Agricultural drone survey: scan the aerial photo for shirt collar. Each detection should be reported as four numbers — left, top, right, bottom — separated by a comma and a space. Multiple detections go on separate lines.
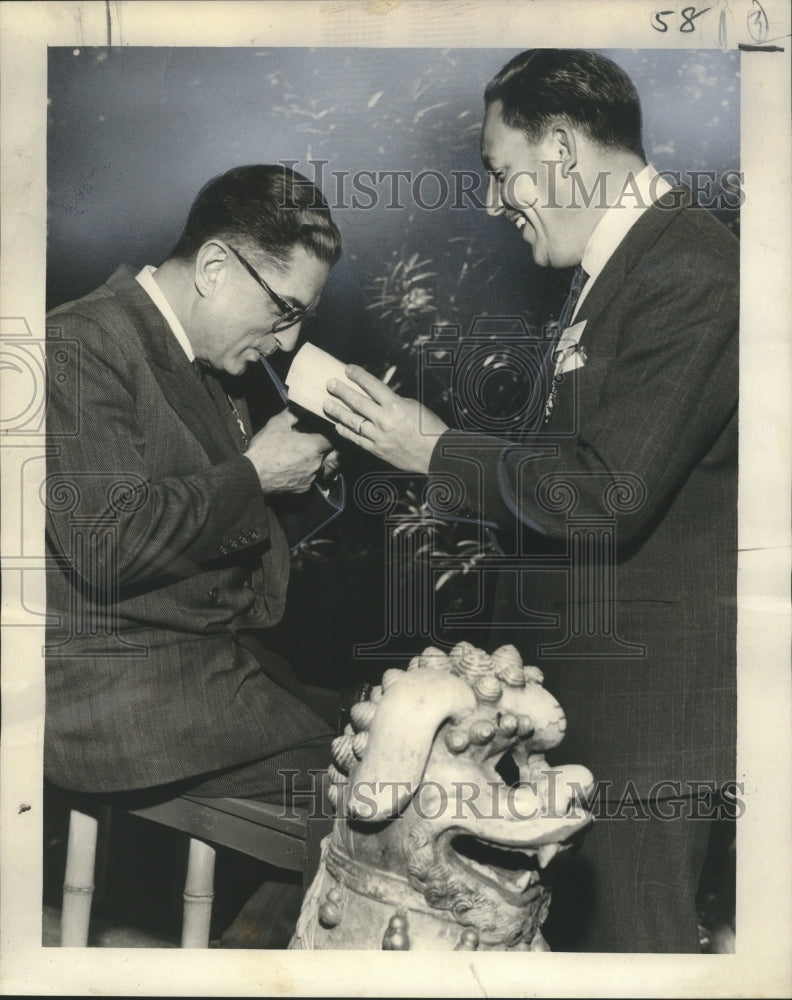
574, 164, 672, 318
135, 265, 195, 361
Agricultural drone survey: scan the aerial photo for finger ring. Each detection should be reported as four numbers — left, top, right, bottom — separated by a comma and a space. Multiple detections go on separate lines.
355, 417, 367, 435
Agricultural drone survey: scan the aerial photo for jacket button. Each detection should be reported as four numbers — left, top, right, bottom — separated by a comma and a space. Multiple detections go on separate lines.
208, 587, 220, 601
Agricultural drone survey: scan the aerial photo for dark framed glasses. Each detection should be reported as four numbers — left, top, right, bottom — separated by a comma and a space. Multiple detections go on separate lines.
227, 244, 308, 332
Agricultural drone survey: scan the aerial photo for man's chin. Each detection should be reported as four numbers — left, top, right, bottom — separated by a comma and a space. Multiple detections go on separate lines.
528, 243, 550, 268
521, 228, 546, 264
225, 358, 251, 376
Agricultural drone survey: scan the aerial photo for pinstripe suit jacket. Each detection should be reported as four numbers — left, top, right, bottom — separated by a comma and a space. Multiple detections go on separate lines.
45, 266, 331, 793
430, 189, 738, 795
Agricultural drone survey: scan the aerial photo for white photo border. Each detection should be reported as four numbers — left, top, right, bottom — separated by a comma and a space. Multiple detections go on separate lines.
1, 1, 790, 996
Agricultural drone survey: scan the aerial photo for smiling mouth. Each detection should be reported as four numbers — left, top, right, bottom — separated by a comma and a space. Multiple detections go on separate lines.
447, 833, 558, 898
504, 210, 527, 231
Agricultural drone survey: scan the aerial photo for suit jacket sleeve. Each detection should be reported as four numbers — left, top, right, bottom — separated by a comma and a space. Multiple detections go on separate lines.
46, 310, 277, 591
429, 210, 738, 547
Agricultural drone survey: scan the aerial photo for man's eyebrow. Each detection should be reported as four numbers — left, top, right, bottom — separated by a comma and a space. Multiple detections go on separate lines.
275, 289, 309, 312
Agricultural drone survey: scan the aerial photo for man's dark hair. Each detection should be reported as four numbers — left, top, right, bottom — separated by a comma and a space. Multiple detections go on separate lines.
170, 164, 342, 269
485, 49, 646, 161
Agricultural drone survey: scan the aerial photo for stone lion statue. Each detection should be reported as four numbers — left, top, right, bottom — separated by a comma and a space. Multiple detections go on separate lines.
289, 642, 594, 951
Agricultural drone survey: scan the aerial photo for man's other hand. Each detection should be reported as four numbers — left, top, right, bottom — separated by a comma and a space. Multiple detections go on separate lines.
244, 409, 332, 494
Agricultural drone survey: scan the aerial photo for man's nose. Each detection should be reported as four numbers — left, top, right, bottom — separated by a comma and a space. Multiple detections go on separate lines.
274, 324, 301, 353
486, 174, 504, 218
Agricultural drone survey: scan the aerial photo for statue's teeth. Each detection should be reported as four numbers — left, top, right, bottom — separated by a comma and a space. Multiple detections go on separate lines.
537, 843, 560, 869
514, 869, 537, 891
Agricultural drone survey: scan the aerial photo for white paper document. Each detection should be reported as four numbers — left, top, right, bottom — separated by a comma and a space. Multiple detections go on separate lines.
285, 342, 370, 420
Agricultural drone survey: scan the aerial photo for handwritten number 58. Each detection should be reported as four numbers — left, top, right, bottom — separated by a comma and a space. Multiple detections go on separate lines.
652, 6, 712, 32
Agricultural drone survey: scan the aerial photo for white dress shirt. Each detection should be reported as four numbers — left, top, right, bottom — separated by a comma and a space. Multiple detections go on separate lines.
573, 164, 673, 321
135, 264, 195, 361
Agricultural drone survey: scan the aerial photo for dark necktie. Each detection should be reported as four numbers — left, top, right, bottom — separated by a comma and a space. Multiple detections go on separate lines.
556, 263, 589, 336
193, 360, 249, 448
543, 264, 589, 423
192, 358, 212, 394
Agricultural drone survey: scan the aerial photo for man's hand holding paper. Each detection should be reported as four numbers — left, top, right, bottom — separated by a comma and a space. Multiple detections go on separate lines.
323, 363, 449, 474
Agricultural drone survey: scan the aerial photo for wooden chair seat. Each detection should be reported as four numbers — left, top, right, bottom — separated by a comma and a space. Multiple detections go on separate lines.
60, 792, 308, 947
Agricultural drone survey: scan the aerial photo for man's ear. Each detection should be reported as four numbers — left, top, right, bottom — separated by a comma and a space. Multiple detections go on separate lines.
194, 240, 229, 298
553, 125, 578, 178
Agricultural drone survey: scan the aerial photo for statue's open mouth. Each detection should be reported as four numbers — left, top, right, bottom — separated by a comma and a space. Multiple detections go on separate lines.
448, 833, 544, 898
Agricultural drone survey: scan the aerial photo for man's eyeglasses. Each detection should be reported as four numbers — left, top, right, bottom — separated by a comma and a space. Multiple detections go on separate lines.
227, 244, 309, 333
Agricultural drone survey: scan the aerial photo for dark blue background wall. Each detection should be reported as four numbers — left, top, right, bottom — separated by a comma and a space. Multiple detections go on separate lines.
48, 46, 739, 362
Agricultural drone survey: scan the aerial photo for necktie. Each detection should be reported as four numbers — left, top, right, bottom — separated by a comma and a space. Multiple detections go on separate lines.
556, 263, 589, 335
543, 264, 588, 423
193, 360, 249, 448
192, 358, 212, 395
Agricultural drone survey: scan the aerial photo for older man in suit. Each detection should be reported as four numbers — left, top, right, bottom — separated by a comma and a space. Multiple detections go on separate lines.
324, 50, 738, 952
46, 164, 343, 945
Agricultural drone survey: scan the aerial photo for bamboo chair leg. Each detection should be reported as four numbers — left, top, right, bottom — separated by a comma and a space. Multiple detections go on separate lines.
61, 809, 99, 946
181, 838, 216, 947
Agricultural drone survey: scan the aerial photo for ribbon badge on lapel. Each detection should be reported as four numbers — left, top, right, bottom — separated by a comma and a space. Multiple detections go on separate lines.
544, 320, 588, 422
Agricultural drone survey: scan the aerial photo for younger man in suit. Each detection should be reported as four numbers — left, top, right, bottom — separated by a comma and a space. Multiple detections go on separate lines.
324, 50, 738, 952
46, 164, 343, 945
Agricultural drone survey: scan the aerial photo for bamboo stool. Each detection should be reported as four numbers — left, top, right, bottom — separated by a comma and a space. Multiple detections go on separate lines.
60, 793, 309, 947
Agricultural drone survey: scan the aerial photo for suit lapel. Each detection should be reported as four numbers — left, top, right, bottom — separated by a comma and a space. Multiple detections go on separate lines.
541, 187, 693, 428
106, 267, 242, 464
574, 186, 691, 334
